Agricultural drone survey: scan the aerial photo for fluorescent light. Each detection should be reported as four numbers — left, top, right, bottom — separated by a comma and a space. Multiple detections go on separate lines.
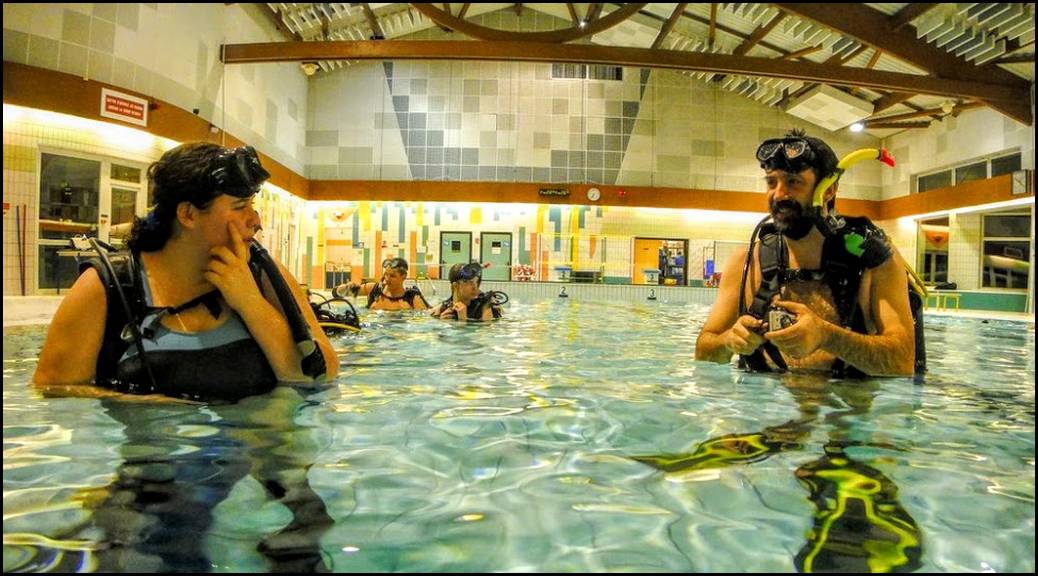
849, 122, 864, 132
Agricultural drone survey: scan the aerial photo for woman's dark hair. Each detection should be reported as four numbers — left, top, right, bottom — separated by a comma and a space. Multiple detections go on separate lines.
126, 142, 226, 252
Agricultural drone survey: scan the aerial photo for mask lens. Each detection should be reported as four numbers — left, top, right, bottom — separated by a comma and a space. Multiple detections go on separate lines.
783, 140, 808, 160
756, 141, 782, 162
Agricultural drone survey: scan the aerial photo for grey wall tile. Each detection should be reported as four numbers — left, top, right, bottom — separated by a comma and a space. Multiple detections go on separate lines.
429, 95, 444, 112
410, 78, 427, 95
463, 96, 479, 113
92, 4, 117, 21
61, 10, 90, 46
587, 134, 603, 150
551, 150, 567, 167
605, 117, 621, 135
463, 79, 480, 95
392, 95, 409, 110
622, 101, 639, 118
533, 167, 550, 182
411, 165, 426, 178
478, 166, 496, 180
310, 165, 339, 179
462, 148, 479, 165
481, 79, 497, 96
117, 4, 140, 30
444, 148, 460, 164
3, 30, 29, 63
568, 151, 585, 167
237, 98, 253, 128
307, 130, 339, 146
265, 100, 279, 143
461, 166, 479, 180
479, 131, 496, 147
445, 165, 461, 180
87, 50, 112, 83
427, 165, 443, 179
427, 130, 444, 147
690, 140, 722, 157
498, 114, 515, 131
409, 112, 426, 129
533, 132, 550, 150
427, 147, 443, 164
552, 98, 567, 115
58, 42, 87, 76
89, 17, 114, 52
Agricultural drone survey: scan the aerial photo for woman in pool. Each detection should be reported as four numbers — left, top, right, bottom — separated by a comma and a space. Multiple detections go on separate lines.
335, 257, 429, 311
33, 142, 338, 401
430, 262, 504, 321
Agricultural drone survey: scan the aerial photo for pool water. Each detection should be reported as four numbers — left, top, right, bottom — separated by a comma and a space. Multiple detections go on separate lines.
3, 302, 1034, 572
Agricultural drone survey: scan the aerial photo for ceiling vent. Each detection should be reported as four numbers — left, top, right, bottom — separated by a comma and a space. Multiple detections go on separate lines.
783, 84, 874, 132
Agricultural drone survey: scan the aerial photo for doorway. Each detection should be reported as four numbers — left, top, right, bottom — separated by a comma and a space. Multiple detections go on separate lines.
439, 231, 472, 279
633, 237, 688, 285
480, 232, 512, 281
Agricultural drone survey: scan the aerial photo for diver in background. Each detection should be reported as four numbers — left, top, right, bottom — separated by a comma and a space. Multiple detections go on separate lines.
335, 257, 429, 311
430, 262, 504, 321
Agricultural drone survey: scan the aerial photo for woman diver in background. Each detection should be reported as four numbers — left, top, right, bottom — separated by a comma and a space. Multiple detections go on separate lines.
334, 257, 430, 311
430, 262, 506, 321
33, 142, 339, 401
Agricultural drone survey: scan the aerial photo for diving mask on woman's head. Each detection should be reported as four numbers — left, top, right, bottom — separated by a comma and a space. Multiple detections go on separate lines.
449, 262, 483, 283
756, 137, 816, 174
211, 146, 270, 198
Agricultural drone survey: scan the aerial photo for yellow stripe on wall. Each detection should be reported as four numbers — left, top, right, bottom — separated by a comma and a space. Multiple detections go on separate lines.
470, 206, 482, 225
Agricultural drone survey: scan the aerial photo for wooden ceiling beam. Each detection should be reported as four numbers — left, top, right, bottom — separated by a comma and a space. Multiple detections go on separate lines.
888, 3, 939, 33
410, 3, 645, 43
867, 101, 985, 124
221, 40, 1031, 122
864, 121, 932, 129
359, 3, 385, 40
871, 92, 914, 114
650, 3, 688, 50
708, 3, 717, 49
566, 3, 579, 26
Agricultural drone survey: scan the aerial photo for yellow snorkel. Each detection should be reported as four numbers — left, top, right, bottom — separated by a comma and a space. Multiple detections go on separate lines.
812, 148, 928, 299
812, 148, 896, 234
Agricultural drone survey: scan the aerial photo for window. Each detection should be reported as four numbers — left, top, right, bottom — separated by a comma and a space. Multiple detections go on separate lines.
990, 153, 1021, 177
954, 161, 987, 185
917, 171, 952, 193
914, 150, 1022, 193
919, 217, 949, 284
982, 213, 1031, 289
551, 63, 623, 81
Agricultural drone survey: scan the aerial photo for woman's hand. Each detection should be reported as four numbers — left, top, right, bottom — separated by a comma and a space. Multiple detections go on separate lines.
205, 223, 264, 313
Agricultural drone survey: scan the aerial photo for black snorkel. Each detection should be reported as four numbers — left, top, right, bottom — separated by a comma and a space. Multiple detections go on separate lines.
249, 240, 327, 380
74, 235, 159, 391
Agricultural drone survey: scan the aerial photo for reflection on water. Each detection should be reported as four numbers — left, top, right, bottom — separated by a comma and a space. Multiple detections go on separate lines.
2, 305, 1034, 572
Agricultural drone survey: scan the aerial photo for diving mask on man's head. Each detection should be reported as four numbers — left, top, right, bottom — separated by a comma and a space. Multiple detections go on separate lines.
449, 262, 483, 283
211, 146, 270, 198
756, 137, 817, 175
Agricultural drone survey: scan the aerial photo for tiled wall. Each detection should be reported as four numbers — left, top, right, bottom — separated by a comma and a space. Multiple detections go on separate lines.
305, 10, 883, 200
881, 107, 1035, 200
2, 105, 310, 296
315, 200, 766, 285
2, 3, 308, 174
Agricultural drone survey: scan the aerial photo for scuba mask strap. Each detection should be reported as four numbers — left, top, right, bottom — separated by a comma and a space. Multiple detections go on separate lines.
812, 148, 895, 236
249, 241, 327, 379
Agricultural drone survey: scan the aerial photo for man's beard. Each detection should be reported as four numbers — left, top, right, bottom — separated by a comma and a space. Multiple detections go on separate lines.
769, 198, 814, 240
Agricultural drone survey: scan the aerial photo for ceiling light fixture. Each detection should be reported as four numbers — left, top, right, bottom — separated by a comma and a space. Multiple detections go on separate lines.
301, 62, 319, 76
849, 122, 864, 133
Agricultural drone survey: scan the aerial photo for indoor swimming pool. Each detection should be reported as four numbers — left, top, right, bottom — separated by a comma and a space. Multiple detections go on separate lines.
3, 301, 1034, 572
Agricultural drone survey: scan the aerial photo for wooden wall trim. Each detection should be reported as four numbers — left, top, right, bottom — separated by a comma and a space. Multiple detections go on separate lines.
309, 179, 880, 218
5, 63, 1027, 220
1, 62, 309, 198
879, 173, 1033, 219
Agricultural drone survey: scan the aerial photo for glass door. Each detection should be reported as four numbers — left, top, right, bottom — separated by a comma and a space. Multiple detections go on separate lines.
37, 152, 146, 292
